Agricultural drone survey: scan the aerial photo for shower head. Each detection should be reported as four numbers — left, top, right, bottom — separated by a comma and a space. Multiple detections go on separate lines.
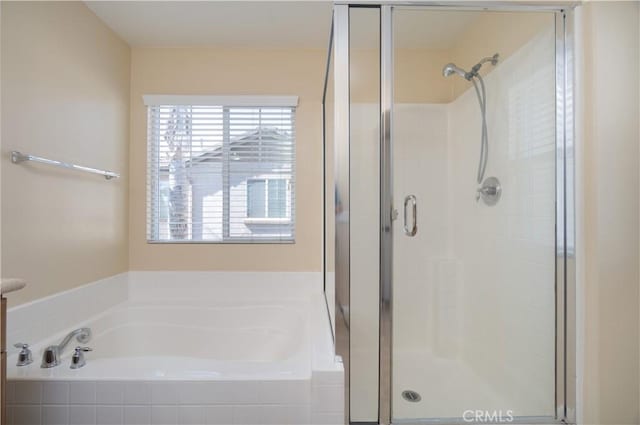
442, 63, 469, 79
443, 53, 500, 81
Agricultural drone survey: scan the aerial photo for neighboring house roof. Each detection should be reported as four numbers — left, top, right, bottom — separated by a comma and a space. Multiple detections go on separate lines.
160, 127, 292, 173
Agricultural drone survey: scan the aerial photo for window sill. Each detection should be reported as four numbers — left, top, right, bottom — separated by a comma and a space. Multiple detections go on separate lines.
243, 218, 292, 225
147, 239, 294, 245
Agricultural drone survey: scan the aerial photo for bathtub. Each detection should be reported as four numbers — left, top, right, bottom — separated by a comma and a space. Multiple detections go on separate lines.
5, 272, 344, 425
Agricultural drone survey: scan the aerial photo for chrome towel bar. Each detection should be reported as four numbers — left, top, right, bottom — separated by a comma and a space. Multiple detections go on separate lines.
11, 151, 120, 180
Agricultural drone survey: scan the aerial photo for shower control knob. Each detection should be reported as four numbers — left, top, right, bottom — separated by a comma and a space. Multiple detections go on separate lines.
477, 176, 502, 206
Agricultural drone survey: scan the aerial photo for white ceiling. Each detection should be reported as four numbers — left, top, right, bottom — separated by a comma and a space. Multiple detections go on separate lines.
86, 1, 334, 48
86, 1, 479, 49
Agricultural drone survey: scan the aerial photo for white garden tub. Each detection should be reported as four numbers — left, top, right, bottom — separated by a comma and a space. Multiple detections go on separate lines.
5, 272, 343, 425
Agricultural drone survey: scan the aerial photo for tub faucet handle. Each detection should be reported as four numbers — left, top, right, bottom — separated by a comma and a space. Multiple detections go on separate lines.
70, 346, 92, 370
13, 343, 33, 366
42, 327, 92, 368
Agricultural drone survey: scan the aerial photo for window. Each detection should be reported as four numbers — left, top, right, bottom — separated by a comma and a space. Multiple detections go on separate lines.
247, 178, 290, 219
145, 95, 297, 243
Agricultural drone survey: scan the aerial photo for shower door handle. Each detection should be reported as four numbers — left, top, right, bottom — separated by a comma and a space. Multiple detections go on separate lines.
403, 195, 417, 237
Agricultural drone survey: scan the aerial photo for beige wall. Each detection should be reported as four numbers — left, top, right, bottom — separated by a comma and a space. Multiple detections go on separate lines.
129, 47, 325, 271
350, 48, 452, 104
352, 11, 553, 105
450, 11, 554, 99
0, 1, 130, 306
577, 2, 640, 423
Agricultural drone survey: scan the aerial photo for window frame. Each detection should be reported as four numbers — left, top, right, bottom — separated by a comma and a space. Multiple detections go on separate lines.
144, 95, 298, 244
245, 177, 292, 223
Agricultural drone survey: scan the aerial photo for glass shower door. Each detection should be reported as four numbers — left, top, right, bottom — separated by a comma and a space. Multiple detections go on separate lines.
388, 7, 559, 422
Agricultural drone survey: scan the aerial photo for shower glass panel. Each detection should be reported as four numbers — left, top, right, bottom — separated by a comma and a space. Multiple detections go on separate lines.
323, 16, 336, 339
350, 7, 381, 422
390, 8, 557, 422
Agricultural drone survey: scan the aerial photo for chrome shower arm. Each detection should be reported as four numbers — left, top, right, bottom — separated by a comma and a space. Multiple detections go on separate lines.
478, 53, 500, 66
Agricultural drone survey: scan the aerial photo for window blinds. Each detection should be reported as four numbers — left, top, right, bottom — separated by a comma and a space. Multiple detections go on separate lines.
145, 96, 296, 243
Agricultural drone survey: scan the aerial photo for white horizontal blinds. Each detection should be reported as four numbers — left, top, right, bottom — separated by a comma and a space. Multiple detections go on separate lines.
146, 100, 295, 243
227, 107, 295, 241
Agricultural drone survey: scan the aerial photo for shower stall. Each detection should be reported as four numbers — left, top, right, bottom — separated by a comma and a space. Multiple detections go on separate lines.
322, 3, 575, 425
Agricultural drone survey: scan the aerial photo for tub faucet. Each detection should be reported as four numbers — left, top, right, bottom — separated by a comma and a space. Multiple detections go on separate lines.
70, 346, 92, 369
41, 327, 92, 368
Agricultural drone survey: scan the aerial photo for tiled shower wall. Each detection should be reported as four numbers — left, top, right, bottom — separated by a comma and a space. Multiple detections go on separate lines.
448, 25, 557, 415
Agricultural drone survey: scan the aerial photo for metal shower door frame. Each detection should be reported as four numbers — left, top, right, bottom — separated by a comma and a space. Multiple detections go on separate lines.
374, 4, 577, 425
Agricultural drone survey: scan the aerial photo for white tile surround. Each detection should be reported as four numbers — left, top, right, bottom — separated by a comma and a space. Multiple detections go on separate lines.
5, 272, 344, 425
7, 377, 343, 425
